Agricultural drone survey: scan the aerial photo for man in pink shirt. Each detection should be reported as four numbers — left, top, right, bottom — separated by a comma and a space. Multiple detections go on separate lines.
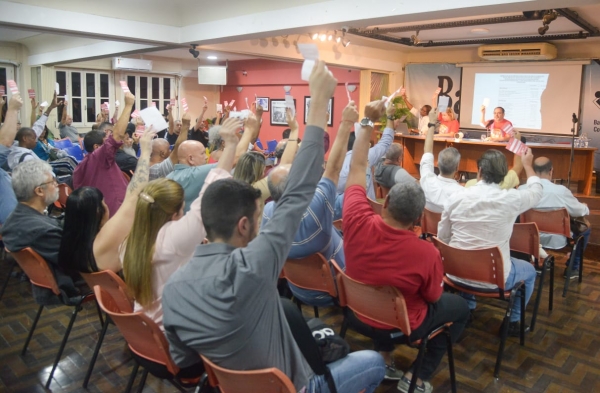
73, 93, 135, 217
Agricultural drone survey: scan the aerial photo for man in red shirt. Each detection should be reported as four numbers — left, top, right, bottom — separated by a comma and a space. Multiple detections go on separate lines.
480, 105, 513, 142
343, 100, 469, 393
73, 92, 135, 217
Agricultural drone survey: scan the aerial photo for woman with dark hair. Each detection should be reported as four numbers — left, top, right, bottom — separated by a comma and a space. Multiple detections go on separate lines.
32, 126, 57, 161
58, 187, 109, 273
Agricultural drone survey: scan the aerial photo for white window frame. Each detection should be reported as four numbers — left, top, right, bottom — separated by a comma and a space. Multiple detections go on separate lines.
55, 68, 113, 127
117, 73, 176, 118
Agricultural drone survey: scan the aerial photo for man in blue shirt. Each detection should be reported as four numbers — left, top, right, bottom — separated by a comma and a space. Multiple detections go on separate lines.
262, 101, 358, 306
0, 94, 22, 224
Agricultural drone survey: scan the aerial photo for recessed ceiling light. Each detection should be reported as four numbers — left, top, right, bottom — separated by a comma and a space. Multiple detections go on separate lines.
470, 28, 490, 35
207, 55, 217, 60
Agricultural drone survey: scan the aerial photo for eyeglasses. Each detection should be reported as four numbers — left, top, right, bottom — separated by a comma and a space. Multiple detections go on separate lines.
37, 179, 58, 188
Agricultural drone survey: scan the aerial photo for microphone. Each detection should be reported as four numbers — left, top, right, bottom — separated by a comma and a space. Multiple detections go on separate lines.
486, 119, 494, 129
572, 113, 578, 123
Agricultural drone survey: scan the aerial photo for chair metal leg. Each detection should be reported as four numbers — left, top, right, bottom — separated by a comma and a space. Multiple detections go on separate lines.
519, 287, 526, 346
446, 329, 457, 393
125, 363, 139, 393
21, 304, 43, 355
313, 306, 319, 318
45, 305, 81, 389
0, 260, 16, 301
82, 314, 110, 388
494, 288, 517, 379
530, 260, 546, 332
548, 256, 554, 311
135, 369, 149, 393
95, 301, 104, 326
339, 317, 348, 338
409, 339, 428, 393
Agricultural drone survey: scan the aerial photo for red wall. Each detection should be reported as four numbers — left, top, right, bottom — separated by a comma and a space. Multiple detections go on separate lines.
220, 59, 361, 149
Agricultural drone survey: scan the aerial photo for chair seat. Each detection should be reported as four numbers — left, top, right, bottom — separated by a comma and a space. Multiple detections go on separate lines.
443, 277, 513, 299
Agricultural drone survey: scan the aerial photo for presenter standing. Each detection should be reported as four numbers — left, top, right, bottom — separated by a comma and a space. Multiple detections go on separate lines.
480, 105, 513, 142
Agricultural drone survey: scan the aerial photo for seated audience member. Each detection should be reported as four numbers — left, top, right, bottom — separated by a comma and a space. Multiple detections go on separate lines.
32, 127, 57, 161
73, 93, 136, 217
335, 104, 397, 219
402, 89, 432, 135
233, 152, 270, 203
150, 139, 171, 166
374, 143, 414, 189
342, 100, 469, 389
263, 102, 357, 306
122, 123, 139, 157
480, 105, 513, 142
95, 103, 117, 125
0, 95, 22, 224
123, 117, 242, 331
162, 61, 385, 393
165, 105, 182, 145
438, 148, 541, 336
115, 126, 138, 174
282, 128, 291, 141
437, 107, 459, 137
1, 160, 80, 302
207, 126, 223, 163
59, 101, 80, 142
58, 128, 155, 273
519, 157, 591, 279
8, 94, 58, 168
149, 113, 190, 180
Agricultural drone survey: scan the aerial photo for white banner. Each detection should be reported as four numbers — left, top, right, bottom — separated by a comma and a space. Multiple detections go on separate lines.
580, 62, 600, 170
404, 63, 462, 127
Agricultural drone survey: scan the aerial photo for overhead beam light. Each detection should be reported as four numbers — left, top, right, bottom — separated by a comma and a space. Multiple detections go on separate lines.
538, 10, 558, 35
189, 44, 199, 59
311, 33, 319, 40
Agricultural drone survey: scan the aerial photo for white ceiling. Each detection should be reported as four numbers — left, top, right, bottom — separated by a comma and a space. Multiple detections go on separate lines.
146, 48, 257, 62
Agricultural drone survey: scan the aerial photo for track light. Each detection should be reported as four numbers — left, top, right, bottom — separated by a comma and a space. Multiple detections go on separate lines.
342, 39, 351, 47
411, 30, 422, 45
189, 44, 199, 58
327, 33, 333, 41
319, 34, 327, 42
538, 10, 558, 35
311, 33, 318, 40
336, 35, 342, 43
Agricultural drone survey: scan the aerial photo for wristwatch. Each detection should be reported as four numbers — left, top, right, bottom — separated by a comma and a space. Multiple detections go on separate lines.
360, 117, 374, 128
387, 115, 395, 121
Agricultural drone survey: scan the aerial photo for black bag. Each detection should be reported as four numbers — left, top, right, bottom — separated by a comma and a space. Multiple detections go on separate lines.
307, 318, 350, 364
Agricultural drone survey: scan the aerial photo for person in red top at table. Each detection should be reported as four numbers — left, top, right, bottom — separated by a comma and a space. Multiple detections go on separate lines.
437, 107, 459, 137
480, 105, 513, 142
342, 99, 469, 393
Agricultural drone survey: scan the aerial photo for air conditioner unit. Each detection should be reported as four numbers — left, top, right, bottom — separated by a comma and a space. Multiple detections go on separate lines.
478, 43, 557, 61
112, 57, 153, 71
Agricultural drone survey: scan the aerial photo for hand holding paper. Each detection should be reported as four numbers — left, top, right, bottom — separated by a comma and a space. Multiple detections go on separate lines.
181, 98, 189, 112
28, 89, 36, 99
8, 94, 24, 111
285, 95, 295, 117
124, 91, 135, 107
139, 106, 168, 132
7, 80, 19, 94
506, 137, 528, 156
298, 43, 322, 81
345, 82, 352, 103
120, 81, 130, 93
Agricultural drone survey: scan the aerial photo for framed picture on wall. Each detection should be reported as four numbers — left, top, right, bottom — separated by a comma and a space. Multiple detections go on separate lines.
270, 99, 296, 126
257, 97, 269, 111
304, 96, 334, 126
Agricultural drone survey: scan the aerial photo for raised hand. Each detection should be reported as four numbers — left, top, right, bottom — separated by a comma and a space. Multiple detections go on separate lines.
31, 97, 38, 109
48, 92, 58, 110
255, 104, 264, 120
342, 101, 359, 124
139, 126, 157, 153
433, 87, 441, 99
132, 133, 140, 144
124, 92, 135, 107
245, 111, 260, 133
480, 105, 486, 113
182, 110, 191, 125
522, 147, 534, 168
0, 97, 5, 107
285, 108, 299, 131
309, 60, 337, 103
386, 101, 396, 117
8, 94, 23, 111
219, 117, 243, 144
364, 100, 386, 122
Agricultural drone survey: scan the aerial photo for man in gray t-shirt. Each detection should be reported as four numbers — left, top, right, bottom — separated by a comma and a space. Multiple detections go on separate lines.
59, 101, 80, 142
374, 143, 415, 189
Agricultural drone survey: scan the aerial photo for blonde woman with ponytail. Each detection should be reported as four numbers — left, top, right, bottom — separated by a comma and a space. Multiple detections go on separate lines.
121, 116, 244, 330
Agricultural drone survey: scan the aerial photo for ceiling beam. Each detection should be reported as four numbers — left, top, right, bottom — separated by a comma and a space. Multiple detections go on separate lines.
555, 8, 600, 35
28, 42, 163, 66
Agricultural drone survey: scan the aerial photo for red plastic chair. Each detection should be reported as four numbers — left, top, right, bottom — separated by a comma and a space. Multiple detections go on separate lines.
80, 270, 134, 388
421, 208, 442, 238
331, 260, 456, 393
93, 286, 202, 393
53, 183, 72, 210
281, 253, 338, 317
520, 208, 584, 297
367, 198, 383, 215
201, 354, 296, 393
431, 237, 525, 378
510, 222, 551, 331
7, 247, 96, 389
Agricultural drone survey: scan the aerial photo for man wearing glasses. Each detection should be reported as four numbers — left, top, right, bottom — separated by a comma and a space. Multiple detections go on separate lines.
1, 160, 79, 303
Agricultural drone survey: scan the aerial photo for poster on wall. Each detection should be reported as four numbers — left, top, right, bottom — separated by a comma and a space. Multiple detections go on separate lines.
271, 99, 295, 126
304, 96, 334, 126
580, 61, 600, 170
404, 63, 462, 126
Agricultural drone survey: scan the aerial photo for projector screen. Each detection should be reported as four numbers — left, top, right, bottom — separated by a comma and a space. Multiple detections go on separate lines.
459, 62, 585, 136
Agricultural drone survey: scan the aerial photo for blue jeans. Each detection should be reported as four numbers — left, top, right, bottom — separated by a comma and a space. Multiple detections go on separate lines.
461, 257, 536, 323
570, 227, 591, 271
307, 351, 385, 393
290, 284, 336, 307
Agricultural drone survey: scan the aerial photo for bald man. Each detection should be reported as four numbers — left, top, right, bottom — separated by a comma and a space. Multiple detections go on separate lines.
166, 140, 216, 213
262, 101, 358, 307
150, 139, 171, 166
519, 157, 590, 279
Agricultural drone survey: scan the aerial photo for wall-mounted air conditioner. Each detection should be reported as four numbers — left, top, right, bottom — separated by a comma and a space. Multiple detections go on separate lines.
478, 43, 557, 61
112, 57, 153, 71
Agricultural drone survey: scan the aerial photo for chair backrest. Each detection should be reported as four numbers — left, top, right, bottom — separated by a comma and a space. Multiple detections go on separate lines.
330, 259, 411, 335
282, 253, 337, 297
509, 223, 540, 260
421, 208, 442, 237
266, 140, 278, 153
93, 286, 180, 376
81, 270, 134, 313
520, 208, 570, 238
122, 171, 131, 183
332, 219, 343, 232
431, 237, 506, 289
379, 185, 391, 199
54, 138, 73, 150
54, 183, 72, 209
8, 247, 61, 295
200, 355, 296, 393
255, 138, 264, 150
367, 198, 383, 215
64, 145, 84, 161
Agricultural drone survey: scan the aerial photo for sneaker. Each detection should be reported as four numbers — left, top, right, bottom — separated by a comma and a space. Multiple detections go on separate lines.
384, 364, 404, 380
563, 268, 579, 280
397, 375, 433, 393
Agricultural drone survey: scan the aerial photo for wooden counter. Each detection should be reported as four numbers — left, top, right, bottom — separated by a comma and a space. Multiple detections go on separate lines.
395, 135, 597, 195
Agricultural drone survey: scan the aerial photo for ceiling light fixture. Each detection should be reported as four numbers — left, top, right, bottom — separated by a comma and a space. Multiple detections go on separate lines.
341, 30, 350, 47
320, 33, 327, 42
411, 30, 421, 45
311, 33, 319, 40
207, 55, 217, 60
328, 32, 333, 41
188, 44, 199, 59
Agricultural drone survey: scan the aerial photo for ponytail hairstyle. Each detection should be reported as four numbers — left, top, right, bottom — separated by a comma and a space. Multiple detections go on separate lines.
122, 178, 184, 307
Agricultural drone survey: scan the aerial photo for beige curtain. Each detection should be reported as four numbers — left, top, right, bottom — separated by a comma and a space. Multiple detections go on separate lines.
370, 73, 390, 101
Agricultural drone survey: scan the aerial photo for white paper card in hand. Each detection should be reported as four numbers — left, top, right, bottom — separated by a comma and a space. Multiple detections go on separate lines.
437, 96, 450, 113
229, 100, 236, 107
40, 101, 48, 108
301, 60, 315, 81
64, 94, 68, 102
55, 82, 60, 95
298, 44, 319, 60
506, 137, 527, 156
140, 106, 168, 132
135, 124, 145, 137
8, 80, 19, 94
216, 104, 223, 112
285, 95, 295, 117
229, 111, 249, 120
181, 98, 188, 112
482, 97, 490, 107
115, 100, 120, 107
120, 81, 130, 93
28, 89, 35, 98
245, 97, 249, 109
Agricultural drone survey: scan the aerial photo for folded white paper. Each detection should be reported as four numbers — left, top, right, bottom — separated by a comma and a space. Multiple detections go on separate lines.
55, 82, 60, 95
140, 106, 168, 132
115, 100, 120, 107
301, 60, 316, 81
40, 101, 48, 108
482, 97, 490, 107
285, 95, 295, 117
298, 43, 319, 60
